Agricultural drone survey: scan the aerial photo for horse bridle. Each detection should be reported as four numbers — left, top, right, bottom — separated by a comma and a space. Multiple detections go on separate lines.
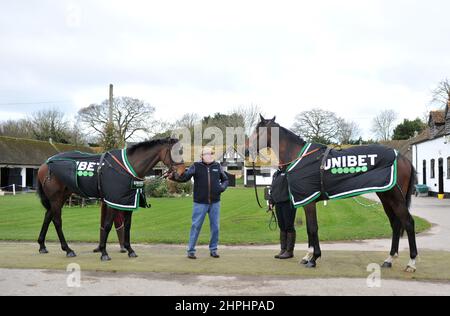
161, 145, 185, 179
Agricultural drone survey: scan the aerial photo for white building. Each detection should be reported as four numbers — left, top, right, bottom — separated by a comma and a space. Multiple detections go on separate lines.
411, 103, 450, 197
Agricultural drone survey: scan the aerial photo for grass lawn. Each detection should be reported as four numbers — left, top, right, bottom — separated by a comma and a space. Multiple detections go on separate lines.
0, 188, 430, 245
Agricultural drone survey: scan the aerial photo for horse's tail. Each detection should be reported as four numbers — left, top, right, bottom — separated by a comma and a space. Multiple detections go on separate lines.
405, 158, 417, 211
37, 178, 51, 211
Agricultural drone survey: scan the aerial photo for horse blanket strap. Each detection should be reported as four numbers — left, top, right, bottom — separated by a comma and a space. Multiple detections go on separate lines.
97, 152, 107, 200
46, 149, 149, 212
320, 147, 332, 200
286, 143, 398, 208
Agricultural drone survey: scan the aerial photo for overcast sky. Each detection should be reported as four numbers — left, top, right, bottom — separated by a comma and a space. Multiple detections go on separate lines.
1, 0, 450, 138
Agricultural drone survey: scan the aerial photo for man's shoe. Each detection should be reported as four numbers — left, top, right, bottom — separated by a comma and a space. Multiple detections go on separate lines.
210, 252, 220, 258
187, 253, 197, 260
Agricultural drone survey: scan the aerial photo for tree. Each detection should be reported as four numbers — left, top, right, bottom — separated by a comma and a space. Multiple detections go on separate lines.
29, 109, 71, 143
371, 110, 398, 141
175, 113, 200, 130
0, 119, 34, 139
431, 78, 450, 109
78, 97, 155, 147
229, 104, 263, 136
291, 109, 339, 144
336, 119, 361, 144
392, 118, 426, 140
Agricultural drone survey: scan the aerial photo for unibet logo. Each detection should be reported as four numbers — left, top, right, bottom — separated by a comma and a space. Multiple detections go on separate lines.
324, 154, 377, 175
76, 161, 98, 177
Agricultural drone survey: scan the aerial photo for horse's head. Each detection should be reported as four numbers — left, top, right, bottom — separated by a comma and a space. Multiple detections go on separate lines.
160, 138, 187, 176
246, 114, 278, 160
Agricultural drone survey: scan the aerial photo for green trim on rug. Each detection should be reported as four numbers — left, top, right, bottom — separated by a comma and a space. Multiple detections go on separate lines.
122, 149, 139, 178
287, 143, 310, 172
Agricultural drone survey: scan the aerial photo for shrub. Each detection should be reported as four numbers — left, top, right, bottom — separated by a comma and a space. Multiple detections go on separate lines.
145, 178, 192, 198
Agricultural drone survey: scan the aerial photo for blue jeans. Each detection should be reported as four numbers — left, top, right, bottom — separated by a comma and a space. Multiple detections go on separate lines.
188, 202, 220, 255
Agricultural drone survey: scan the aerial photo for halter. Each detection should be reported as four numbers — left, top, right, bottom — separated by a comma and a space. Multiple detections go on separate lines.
160, 145, 185, 178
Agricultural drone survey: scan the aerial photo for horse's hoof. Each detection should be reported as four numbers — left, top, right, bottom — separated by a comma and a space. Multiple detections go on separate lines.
93, 247, 101, 253
66, 251, 77, 258
101, 255, 111, 262
300, 259, 309, 265
305, 261, 316, 268
405, 266, 416, 273
128, 252, 138, 258
39, 248, 49, 254
120, 248, 127, 254
381, 262, 392, 269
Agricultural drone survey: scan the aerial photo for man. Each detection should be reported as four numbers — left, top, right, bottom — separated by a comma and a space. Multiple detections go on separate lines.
170, 147, 229, 259
269, 167, 297, 259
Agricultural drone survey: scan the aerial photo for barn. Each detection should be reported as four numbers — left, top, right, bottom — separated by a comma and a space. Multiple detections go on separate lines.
0, 136, 96, 193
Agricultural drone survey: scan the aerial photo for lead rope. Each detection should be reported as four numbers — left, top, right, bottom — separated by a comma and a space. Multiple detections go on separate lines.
268, 209, 278, 231
352, 196, 380, 208
252, 162, 264, 209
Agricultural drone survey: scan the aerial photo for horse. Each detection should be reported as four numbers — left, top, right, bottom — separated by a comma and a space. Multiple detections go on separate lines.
248, 115, 418, 272
36, 138, 186, 261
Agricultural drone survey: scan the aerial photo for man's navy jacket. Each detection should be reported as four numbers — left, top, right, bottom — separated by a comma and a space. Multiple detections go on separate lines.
174, 161, 229, 204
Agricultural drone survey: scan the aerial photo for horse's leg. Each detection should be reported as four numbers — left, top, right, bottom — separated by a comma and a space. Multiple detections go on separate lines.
303, 203, 321, 268
123, 211, 138, 258
93, 202, 107, 253
380, 188, 418, 272
300, 207, 314, 265
38, 209, 53, 254
377, 192, 402, 268
99, 206, 115, 261
51, 200, 76, 257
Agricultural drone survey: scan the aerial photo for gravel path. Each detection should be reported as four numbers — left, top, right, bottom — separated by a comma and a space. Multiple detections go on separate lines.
2, 269, 450, 296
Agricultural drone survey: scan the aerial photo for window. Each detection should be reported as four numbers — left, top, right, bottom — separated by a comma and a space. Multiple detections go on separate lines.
431, 159, 435, 179
447, 157, 450, 179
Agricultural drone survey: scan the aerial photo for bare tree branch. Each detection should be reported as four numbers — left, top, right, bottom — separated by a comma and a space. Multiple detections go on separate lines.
291, 109, 339, 144
371, 110, 398, 141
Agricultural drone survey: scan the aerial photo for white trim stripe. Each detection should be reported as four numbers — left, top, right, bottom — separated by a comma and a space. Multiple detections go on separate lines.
327, 164, 396, 199
291, 191, 321, 206
287, 143, 312, 172
104, 190, 140, 209
121, 149, 136, 177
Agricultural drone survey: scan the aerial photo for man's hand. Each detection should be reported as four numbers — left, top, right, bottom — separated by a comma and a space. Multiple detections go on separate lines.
167, 171, 180, 181
268, 203, 274, 211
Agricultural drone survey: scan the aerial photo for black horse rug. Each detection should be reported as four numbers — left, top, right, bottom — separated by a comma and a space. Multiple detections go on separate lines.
46, 149, 147, 211
286, 143, 398, 208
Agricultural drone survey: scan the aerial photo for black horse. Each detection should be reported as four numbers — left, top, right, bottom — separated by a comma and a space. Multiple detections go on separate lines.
37, 138, 186, 261
248, 116, 418, 272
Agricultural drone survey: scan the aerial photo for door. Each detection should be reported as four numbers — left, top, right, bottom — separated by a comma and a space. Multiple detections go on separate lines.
438, 158, 444, 194
0, 168, 7, 188
422, 160, 427, 185
26, 168, 38, 189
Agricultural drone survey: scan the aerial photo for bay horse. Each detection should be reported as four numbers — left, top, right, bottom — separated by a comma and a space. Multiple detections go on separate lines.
36, 138, 186, 261
248, 116, 418, 272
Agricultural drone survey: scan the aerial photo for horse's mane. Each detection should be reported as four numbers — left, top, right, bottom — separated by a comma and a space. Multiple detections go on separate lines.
127, 137, 178, 154
279, 125, 306, 145
257, 120, 306, 145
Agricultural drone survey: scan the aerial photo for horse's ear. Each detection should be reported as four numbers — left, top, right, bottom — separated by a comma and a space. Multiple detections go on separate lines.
271, 116, 276, 122
259, 114, 265, 122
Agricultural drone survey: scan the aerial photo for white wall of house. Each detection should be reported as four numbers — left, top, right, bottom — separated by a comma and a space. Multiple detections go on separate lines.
412, 136, 450, 194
